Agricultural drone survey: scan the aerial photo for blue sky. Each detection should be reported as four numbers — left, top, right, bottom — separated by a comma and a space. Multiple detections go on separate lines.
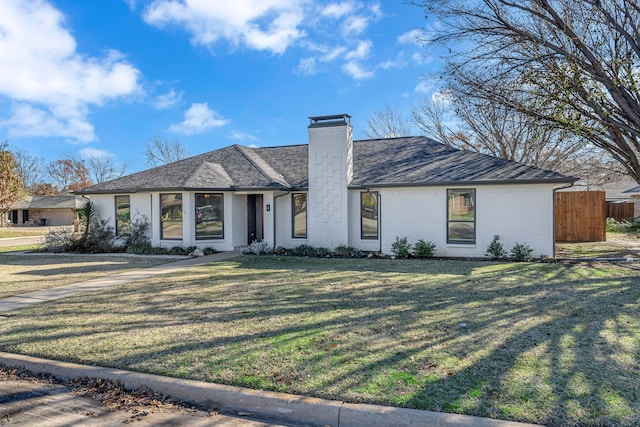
0, 0, 442, 173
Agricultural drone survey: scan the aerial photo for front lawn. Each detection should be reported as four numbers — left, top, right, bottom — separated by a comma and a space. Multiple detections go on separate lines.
0, 254, 172, 298
0, 256, 638, 426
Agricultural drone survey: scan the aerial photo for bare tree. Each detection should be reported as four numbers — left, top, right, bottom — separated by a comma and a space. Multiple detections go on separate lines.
413, 95, 588, 173
85, 155, 128, 184
0, 141, 25, 226
47, 159, 93, 193
414, 0, 640, 183
145, 137, 190, 167
12, 148, 46, 191
363, 107, 413, 139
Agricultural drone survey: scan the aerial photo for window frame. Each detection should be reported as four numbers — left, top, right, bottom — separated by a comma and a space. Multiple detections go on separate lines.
160, 193, 183, 241
446, 188, 476, 244
195, 193, 224, 240
360, 191, 379, 240
115, 195, 131, 236
291, 193, 307, 238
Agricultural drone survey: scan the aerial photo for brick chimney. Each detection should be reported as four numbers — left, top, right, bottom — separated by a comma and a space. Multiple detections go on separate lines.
307, 114, 353, 248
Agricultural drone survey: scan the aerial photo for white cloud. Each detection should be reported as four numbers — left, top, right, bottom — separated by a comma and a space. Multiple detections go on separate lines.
415, 80, 435, 94
229, 130, 259, 141
296, 57, 319, 75
78, 147, 113, 159
144, 0, 307, 54
142, 0, 384, 80
169, 103, 228, 135
398, 29, 427, 45
321, 2, 354, 18
154, 88, 183, 109
342, 61, 374, 79
341, 15, 368, 35
0, 0, 141, 142
377, 52, 408, 70
345, 40, 372, 60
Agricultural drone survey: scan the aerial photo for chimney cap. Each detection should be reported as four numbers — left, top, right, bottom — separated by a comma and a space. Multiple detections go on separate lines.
308, 114, 351, 127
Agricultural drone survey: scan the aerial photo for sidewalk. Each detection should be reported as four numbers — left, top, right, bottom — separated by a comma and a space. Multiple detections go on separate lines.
0, 251, 240, 313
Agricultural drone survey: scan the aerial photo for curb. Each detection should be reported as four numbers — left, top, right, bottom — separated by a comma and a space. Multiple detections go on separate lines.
0, 352, 538, 427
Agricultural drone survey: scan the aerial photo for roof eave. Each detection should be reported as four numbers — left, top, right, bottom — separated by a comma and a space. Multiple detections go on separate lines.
349, 177, 577, 189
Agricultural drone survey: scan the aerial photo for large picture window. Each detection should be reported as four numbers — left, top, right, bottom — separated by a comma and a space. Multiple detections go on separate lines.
361, 191, 378, 239
447, 189, 476, 244
160, 193, 183, 240
292, 193, 307, 238
115, 195, 131, 236
195, 193, 224, 239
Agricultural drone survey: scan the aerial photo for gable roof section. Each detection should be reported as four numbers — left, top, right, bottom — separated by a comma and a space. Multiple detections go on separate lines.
351, 137, 574, 187
78, 136, 574, 194
11, 195, 84, 210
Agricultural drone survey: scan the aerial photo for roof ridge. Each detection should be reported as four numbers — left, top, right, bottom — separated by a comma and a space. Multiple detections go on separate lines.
233, 144, 290, 187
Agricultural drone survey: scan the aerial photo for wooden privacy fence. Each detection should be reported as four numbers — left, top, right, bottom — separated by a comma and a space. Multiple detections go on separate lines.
555, 191, 606, 242
607, 202, 635, 221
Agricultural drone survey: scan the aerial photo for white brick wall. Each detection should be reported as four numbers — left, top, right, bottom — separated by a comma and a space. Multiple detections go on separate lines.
368, 184, 557, 258
307, 123, 352, 248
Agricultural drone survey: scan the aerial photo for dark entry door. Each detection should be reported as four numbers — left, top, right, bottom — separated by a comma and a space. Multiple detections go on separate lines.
247, 195, 264, 244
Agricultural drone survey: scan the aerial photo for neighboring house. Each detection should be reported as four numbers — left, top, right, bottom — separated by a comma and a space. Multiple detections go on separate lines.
622, 185, 640, 218
8, 195, 84, 226
77, 114, 576, 257
561, 177, 640, 220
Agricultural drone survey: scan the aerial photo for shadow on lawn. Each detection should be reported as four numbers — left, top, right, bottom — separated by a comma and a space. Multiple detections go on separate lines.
1, 257, 638, 426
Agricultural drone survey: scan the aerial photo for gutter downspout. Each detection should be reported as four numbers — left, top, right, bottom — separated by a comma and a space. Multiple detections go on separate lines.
553, 182, 575, 258
273, 191, 291, 249
378, 192, 382, 254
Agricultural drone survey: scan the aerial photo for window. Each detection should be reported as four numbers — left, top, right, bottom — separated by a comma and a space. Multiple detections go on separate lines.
195, 193, 224, 239
115, 195, 131, 236
361, 191, 378, 239
160, 193, 183, 240
447, 189, 476, 244
292, 193, 307, 238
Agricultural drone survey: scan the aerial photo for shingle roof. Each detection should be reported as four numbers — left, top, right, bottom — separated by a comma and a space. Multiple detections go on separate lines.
11, 195, 84, 210
78, 137, 574, 194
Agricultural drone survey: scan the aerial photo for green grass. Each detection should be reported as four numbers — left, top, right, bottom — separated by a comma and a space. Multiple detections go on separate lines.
0, 256, 638, 426
0, 227, 49, 238
0, 244, 44, 253
0, 254, 172, 298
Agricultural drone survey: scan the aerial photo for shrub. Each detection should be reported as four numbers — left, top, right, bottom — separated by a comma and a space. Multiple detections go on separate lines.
606, 217, 640, 233
391, 236, 412, 258
333, 245, 361, 257
202, 247, 218, 255
126, 214, 151, 248
314, 246, 332, 257
291, 244, 316, 257
485, 235, 506, 260
242, 240, 273, 255
510, 243, 534, 262
44, 227, 80, 252
413, 239, 436, 258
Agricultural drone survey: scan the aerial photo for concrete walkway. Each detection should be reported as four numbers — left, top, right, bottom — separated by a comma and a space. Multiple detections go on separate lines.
0, 251, 240, 313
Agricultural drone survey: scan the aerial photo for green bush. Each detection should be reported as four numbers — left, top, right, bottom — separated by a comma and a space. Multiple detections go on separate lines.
391, 236, 412, 258
510, 243, 534, 262
291, 244, 316, 257
413, 239, 436, 258
203, 247, 218, 255
333, 245, 363, 257
606, 217, 640, 233
314, 247, 332, 257
485, 235, 506, 260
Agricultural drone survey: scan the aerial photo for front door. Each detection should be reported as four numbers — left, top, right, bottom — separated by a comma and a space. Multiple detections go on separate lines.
247, 195, 264, 244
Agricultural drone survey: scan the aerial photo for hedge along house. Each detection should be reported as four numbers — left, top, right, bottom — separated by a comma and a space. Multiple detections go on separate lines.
77, 114, 576, 257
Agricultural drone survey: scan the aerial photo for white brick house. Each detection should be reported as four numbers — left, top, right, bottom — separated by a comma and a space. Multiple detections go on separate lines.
78, 114, 575, 257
